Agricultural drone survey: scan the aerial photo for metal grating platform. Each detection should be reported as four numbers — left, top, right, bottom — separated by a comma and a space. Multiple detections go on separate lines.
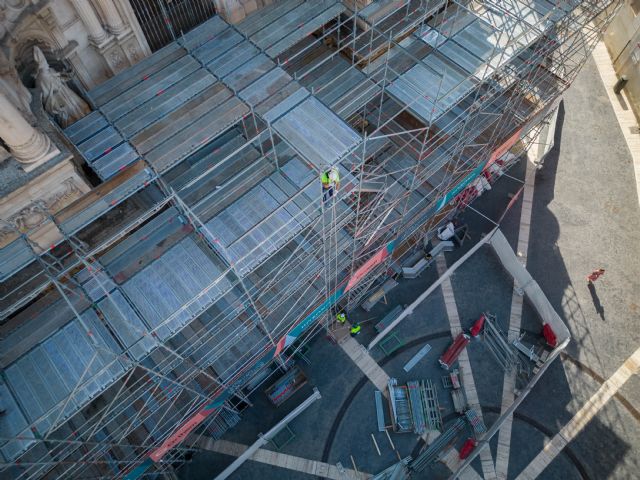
121, 236, 233, 341
237, 0, 346, 59
273, 97, 362, 169
4, 309, 128, 438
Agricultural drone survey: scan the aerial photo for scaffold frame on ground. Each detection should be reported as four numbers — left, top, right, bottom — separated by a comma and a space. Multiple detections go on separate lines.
0, 0, 621, 478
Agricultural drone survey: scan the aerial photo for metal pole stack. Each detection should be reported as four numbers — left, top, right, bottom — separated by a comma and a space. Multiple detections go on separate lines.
407, 381, 427, 434
409, 417, 467, 472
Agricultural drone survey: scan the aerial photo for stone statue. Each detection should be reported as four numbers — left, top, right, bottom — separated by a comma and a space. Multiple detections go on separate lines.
33, 46, 90, 127
0, 49, 32, 116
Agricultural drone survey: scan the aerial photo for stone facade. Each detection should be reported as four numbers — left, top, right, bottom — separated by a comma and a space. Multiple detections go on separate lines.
213, 0, 276, 24
1, 0, 151, 93
0, 0, 279, 246
604, 0, 640, 121
0, 158, 90, 248
0, 0, 152, 247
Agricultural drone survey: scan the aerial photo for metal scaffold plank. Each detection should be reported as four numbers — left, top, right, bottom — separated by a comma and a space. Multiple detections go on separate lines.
206, 40, 261, 78
192, 27, 244, 65
273, 97, 361, 169
56, 162, 154, 235
97, 290, 157, 361
90, 142, 140, 180
0, 237, 34, 282
403, 344, 431, 372
76, 125, 125, 163
222, 53, 276, 92
4, 309, 127, 439
265, 3, 347, 59
238, 67, 293, 108
144, 97, 249, 173
115, 69, 216, 138
130, 81, 232, 154
89, 43, 186, 106
249, 1, 334, 50
179, 16, 228, 51
64, 110, 109, 144
102, 56, 201, 121
236, 0, 305, 37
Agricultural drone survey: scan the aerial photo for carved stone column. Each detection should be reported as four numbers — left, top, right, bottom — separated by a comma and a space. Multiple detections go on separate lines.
68, 0, 109, 45
95, 0, 127, 37
213, 0, 248, 24
0, 93, 59, 171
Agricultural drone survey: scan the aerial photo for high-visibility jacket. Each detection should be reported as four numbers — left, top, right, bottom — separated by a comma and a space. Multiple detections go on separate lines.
321, 168, 340, 187
350, 324, 361, 335
336, 313, 346, 323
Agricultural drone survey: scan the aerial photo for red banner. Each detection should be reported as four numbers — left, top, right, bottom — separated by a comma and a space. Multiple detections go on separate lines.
344, 242, 394, 293
486, 127, 522, 170
150, 408, 213, 461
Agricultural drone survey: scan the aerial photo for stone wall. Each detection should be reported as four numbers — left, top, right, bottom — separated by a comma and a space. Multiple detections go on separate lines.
213, 0, 276, 24
604, 0, 640, 121
0, 158, 90, 248
0, 0, 280, 247
1, 1, 150, 92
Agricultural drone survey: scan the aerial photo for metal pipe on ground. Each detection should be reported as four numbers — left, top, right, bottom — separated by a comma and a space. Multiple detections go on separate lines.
214, 388, 322, 480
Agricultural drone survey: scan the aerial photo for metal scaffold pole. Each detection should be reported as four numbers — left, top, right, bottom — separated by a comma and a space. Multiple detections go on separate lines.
214, 388, 321, 480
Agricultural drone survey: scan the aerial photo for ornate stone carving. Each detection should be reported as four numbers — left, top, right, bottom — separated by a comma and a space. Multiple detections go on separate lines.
0, 223, 15, 243
108, 48, 124, 69
0, 0, 29, 41
33, 45, 90, 127
95, 0, 127, 37
127, 43, 139, 63
46, 177, 84, 211
68, 0, 109, 45
11, 199, 48, 232
0, 177, 84, 243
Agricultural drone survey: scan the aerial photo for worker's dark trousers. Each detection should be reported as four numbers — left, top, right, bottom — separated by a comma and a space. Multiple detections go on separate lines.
322, 185, 334, 202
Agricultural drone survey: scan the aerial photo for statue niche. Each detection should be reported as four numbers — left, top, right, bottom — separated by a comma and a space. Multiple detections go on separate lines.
33, 46, 90, 128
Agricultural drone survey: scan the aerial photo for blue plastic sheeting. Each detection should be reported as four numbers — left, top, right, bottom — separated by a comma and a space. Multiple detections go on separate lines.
0, 237, 33, 282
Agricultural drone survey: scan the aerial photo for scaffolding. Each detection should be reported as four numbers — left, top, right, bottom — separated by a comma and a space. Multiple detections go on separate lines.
0, 0, 621, 478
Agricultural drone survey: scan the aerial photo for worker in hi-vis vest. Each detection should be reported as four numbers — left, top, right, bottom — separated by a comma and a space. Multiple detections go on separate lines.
336, 312, 346, 324
321, 166, 340, 202
350, 323, 361, 337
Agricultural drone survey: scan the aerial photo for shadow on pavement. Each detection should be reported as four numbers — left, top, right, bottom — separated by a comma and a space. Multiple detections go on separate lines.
587, 282, 606, 321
